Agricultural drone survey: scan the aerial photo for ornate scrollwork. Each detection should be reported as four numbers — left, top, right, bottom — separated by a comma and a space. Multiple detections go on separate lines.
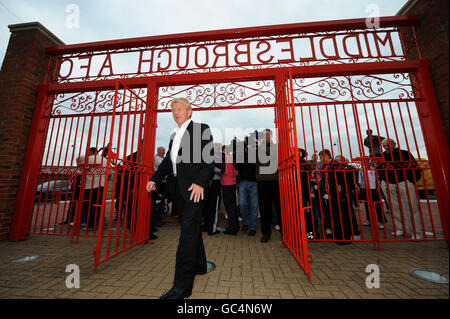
292, 73, 414, 103
293, 77, 352, 103
40, 166, 81, 175
351, 73, 414, 101
51, 88, 147, 116
158, 80, 275, 110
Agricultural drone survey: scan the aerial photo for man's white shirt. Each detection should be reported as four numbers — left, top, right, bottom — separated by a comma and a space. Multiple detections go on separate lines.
358, 169, 377, 189
78, 154, 107, 189
170, 119, 191, 176
154, 155, 164, 172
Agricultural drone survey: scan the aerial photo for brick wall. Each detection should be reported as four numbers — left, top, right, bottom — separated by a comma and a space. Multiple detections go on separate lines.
398, 0, 449, 144
0, 23, 64, 240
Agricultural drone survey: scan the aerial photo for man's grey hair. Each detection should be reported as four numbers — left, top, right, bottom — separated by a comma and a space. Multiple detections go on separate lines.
170, 97, 192, 111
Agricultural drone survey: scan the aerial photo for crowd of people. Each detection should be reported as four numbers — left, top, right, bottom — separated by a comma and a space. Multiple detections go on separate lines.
61, 126, 427, 246
150, 127, 427, 244
151, 128, 282, 244
61, 142, 163, 240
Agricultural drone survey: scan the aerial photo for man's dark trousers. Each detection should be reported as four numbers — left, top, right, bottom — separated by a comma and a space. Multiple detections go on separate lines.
258, 180, 282, 238
203, 179, 221, 233
85, 187, 104, 228
173, 180, 207, 291
222, 184, 239, 233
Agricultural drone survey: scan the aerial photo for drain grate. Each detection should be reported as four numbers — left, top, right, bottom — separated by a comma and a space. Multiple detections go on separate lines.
5, 255, 40, 264
409, 268, 449, 284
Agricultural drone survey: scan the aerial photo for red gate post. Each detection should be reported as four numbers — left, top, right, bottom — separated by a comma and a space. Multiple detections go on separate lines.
140, 81, 158, 243
413, 61, 449, 246
9, 86, 51, 241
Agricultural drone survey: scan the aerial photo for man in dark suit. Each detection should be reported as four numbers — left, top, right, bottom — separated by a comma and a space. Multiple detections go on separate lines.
146, 97, 214, 299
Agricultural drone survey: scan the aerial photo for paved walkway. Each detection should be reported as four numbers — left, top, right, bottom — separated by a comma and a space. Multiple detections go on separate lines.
0, 218, 448, 299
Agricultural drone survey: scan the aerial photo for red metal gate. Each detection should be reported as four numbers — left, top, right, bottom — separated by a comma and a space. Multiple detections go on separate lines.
92, 81, 155, 271
275, 69, 311, 281
9, 79, 157, 271
289, 68, 447, 246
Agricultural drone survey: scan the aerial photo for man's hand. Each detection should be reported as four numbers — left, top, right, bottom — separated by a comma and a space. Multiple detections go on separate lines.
146, 181, 156, 193
188, 183, 204, 203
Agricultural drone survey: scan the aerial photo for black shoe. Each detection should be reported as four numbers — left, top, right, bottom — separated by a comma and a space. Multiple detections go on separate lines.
208, 230, 221, 235
149, 234, 158, 240
160, 287, 191, 299
260, 235, 270, 243
223, 230, 237, 235
248, 230, 256, 236
241, 224, 248, 232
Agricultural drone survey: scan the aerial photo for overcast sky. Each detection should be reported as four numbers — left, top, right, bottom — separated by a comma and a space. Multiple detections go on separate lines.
1, 0, 418, 164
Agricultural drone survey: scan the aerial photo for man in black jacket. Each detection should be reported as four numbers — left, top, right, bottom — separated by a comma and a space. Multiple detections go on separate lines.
364, 129, 384, 157
298, 149, 319, 239
334, 155, 361, 240
256, 129, 282, 243
146, 98, 214, 299
377, 138, 423, 239
319, 149, 353, 244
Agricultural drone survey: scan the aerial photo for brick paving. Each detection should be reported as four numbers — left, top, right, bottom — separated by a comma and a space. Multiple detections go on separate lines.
0, 216, 448, 299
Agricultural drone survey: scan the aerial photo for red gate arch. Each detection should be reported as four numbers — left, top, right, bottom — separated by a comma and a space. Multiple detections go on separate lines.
9, 15, 449, 276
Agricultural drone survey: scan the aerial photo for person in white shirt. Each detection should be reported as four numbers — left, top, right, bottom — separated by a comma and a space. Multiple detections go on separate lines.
154, 146, 166, 172
77, 147, 108, 231
358, 162, 386, 230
